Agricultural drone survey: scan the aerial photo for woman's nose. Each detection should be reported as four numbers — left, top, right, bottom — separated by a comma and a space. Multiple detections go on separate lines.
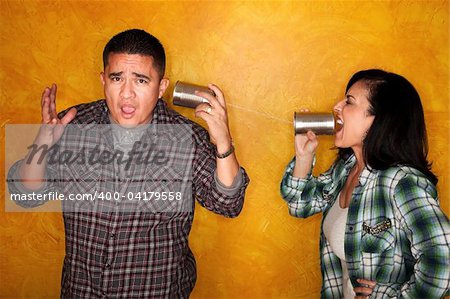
333, 100, 343, 113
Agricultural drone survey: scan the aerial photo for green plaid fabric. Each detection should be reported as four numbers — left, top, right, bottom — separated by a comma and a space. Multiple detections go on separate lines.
280, 155, 450, 298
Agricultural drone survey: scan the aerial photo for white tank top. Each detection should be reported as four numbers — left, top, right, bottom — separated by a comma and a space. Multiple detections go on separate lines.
323, 195, 356, 299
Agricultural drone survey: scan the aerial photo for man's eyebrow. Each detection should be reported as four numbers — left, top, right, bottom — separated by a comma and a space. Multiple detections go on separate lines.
108, 72, 123, 78
132, 72, 151, 80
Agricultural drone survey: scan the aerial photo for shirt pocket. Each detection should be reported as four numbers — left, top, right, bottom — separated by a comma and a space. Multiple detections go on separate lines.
360, 218, 396, 280
139, 169, 191, 213
60, 163, 101, 212
360, 218, 395, 253
62, 163, 101, 193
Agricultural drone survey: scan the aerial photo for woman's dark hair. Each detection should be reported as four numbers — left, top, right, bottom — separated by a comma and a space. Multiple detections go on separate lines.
338, 69, 437, 185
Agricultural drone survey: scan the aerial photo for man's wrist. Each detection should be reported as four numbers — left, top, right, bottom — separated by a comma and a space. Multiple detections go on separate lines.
217, 144, 234, 159
215, 136, 232, 151
216, 138, 234, 159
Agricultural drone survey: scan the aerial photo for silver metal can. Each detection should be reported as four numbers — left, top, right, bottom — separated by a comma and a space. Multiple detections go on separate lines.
173, 81, 215, 108
294, 112, 335, 135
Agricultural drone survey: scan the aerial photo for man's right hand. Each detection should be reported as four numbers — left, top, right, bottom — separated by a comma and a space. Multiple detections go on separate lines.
35, 83, 77, 147
18, 84, 77, 190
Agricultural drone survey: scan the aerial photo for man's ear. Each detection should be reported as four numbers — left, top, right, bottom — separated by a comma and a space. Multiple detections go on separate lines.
100, 72, 106, 86
158, 78, 170, 98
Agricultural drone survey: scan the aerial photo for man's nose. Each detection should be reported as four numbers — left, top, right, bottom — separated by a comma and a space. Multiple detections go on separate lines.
120, 80, 135, 99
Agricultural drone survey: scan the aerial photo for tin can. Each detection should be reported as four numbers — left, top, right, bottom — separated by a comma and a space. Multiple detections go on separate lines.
294, 112, 335, 135
173, 81, 215, 108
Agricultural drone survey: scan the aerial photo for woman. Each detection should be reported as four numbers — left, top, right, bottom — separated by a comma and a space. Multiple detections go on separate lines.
280, 69, 449, 298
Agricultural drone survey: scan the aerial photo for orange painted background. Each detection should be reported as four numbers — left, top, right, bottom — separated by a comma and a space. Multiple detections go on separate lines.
1, 1, 449, 298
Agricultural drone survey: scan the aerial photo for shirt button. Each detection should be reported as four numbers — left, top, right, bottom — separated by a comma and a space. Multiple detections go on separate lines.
110, 233, 115, 239
105, 263, 110, 269
349, 226, 354, 231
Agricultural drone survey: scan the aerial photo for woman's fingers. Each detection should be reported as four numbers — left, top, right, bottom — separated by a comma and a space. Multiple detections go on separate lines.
357, 279, 377, 288
354, 278, 377, 298
354, 286, 372, 295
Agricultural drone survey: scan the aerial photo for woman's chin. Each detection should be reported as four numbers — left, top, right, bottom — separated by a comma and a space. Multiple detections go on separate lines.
334, 138, 342, 148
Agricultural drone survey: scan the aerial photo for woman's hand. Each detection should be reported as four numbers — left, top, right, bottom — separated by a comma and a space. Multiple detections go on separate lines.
294, 131, 318, 159
294, 108, 318, 159
292, 131, 318, 179
354, 278, 377, 299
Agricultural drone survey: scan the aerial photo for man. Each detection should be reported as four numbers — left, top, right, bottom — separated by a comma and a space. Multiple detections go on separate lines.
7, 29, 249, 298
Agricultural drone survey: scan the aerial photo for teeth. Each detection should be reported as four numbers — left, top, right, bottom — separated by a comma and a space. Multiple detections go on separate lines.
336, 119, 344, 125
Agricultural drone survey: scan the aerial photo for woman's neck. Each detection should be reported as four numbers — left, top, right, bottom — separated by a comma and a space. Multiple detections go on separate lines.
351, 146, 366, 172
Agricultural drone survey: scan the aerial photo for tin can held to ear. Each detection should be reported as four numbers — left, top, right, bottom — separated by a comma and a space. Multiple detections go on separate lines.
173, 81, 215, 108
294, 112, 336, 135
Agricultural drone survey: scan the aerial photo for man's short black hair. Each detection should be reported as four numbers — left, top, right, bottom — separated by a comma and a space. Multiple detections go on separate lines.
103, 29, 166, 79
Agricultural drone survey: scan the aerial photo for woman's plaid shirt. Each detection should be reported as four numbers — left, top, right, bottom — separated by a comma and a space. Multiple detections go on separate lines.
280, 155, 449, 298
8, 99, 249, 298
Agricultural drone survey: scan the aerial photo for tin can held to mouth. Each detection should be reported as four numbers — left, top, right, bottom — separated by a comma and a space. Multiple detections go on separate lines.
173, 81, 215, 108
294, 112, 336, 135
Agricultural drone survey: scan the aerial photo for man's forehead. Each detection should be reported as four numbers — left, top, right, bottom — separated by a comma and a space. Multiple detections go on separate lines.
106, 53, 156, 72
108, 51, 154, 59
107, 52, 154, 64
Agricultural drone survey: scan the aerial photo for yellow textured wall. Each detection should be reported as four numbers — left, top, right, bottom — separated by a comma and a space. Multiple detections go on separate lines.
1, 1, 449, 298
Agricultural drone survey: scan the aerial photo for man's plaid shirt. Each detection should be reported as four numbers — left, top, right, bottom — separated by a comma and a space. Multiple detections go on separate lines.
8, 99, 249, 298
280, 155, 449, 298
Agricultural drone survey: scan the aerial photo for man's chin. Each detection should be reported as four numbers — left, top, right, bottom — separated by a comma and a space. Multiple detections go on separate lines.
110, 114, 144, 127
117, 121, 141, 128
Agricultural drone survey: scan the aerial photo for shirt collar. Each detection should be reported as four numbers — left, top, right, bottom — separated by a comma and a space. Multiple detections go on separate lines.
342, 154, 375, 186
150, 98, 169, 124
359, 167, 375, 186
343, 154, 357, 171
